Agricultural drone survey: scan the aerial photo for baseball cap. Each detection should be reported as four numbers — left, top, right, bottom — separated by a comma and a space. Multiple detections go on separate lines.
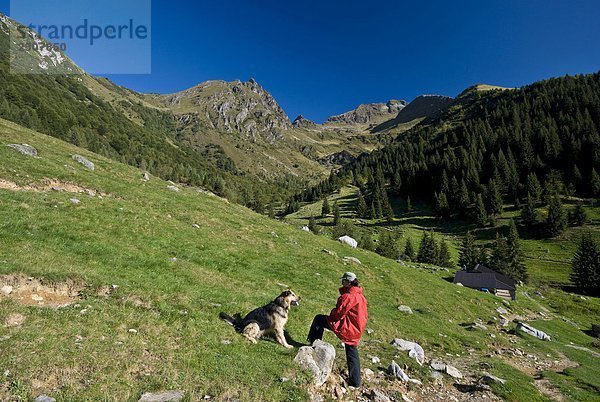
341, 272, 357, 282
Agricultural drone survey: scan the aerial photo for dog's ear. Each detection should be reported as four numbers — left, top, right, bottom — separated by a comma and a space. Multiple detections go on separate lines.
281, 290, 291, 297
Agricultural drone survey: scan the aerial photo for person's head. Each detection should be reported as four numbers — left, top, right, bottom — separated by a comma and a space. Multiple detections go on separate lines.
340, 272, 359, 288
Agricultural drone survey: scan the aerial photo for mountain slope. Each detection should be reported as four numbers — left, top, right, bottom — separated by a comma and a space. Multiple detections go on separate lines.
324, 100, 406, 126
372, 95, 454, 132
2, 118, 599, 401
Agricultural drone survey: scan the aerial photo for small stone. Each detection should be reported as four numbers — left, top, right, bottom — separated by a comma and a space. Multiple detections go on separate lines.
397, 305, 413, 314
72, 154, 95, 171
31, 294, 44, 301
367, 328, 374, 335
343, 256, 362, 265
499, 318, 510, 327
34, 396, 55, 402
79, 309, 88, 314
388, 360, 409, 381
3, 369, 9, 376
192, 224, 200, 229
86, 189, 96, 197
370, 355, 381, 364
0, 285, 13, 295
467, 323, 488, 331
370, 389, 392, 402
69, 198, 81, 205
138, 390, 184, 402
170, 257, 177, 262
364, 368, 375, 377
430, 370, 443, 380
143, 172, 150, 181
221, 339, 232, 345
128, 329, 138, 334
279, 377, 289, 382
167, 185, 180, 193
496, 307, 508, 315
430, 361, 446, 371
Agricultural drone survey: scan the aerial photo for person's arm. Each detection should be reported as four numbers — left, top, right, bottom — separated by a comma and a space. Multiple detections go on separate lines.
328, 294, 357, 322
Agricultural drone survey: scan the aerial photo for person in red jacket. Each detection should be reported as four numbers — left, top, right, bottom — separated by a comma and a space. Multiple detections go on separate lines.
307, 272, 368, 387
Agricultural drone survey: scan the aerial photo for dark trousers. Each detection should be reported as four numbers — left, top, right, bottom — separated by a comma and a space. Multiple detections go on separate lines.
307, 314, 361, 387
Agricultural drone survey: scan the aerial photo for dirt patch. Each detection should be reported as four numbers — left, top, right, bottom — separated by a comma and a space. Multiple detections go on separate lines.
5, 312, 26, 328
0, 274, 82, 308
0, 177, 105, 196
535, 378, 565, 401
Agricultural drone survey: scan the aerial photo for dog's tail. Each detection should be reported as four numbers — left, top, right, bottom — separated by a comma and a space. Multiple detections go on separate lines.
219, 312, 242, 332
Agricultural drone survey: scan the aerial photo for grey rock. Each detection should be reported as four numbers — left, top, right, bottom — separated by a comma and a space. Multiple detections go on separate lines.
138, 391, 184, 402
479, 373, 506, 385
516, 322, 551, 341
370, 389, 392, 402
430, 370, 444, 381
294, 339, 335, 386
8, 144, 38, 157
388, 360, 409, 381
496, 307, 508, 315
1, 285, 13, 295
343, 256, 362, 265
34, 396, 55, 402
430, 361, 446, 371
397, 305, 413, 314
445, 365, 463, 379
69, 198, 81, 205
72, 154, 95, 171
467, 323, 488, 331
169, 257, 177, 262
499, 318, 510, 327
167, 185, 181, 192
143, 172, 150, 181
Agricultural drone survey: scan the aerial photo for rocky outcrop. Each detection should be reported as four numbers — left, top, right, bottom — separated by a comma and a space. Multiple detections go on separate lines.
292, 115, 317, 128
294, 340, 336, 386
325, 99, 407, 125
8, 144, 38, 157
159, 78, 291, 143
317, 150, 356, 168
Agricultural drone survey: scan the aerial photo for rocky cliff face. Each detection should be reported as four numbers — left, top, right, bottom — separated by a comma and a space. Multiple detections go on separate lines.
156, 78, 291, 143
324, 99, 406, 125
292, 115, 317, 128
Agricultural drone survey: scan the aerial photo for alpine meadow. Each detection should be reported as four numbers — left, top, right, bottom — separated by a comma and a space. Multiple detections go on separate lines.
1, 3, 600, 402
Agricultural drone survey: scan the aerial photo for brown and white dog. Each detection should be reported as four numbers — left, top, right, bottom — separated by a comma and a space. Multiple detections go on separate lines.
219, 290, 300, 348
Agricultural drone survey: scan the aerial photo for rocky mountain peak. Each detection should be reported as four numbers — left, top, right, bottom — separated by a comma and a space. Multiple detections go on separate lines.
292, 115, 317, 128
324, 99, 407, 125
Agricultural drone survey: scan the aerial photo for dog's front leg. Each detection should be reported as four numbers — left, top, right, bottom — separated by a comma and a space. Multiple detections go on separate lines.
275, 327, 293, 349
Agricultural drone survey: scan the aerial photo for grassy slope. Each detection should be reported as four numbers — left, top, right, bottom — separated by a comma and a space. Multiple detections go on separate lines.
1, 118, 599, 401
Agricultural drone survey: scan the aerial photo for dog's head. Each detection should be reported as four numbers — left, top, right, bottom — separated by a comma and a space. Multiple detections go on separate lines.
278, 289, 301, 309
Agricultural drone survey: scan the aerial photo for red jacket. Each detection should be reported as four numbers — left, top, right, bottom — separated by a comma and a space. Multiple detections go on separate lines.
327, 286, 368, 346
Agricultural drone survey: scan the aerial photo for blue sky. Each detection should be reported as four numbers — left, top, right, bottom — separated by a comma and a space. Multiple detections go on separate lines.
2, 0, 600, 122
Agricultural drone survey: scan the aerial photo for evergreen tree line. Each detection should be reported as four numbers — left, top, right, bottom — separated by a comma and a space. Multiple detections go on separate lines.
292, 73, 600, 226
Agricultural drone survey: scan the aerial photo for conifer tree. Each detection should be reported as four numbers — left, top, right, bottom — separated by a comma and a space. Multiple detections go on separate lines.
376, 231, 399, 259
591, 168, 600, 196
569, 202, 588, 226
571, 232, 600, 295
417, 231, 438, 264
404, 238, 415, 261
506, 220, 527, 282
392, 170, 402, 195
360, 232, 375, 252
435, 192, 450, 219
490, 233, 510, 276
437, 239, 453, 268
526, 172, 542, 203
356, 190, 368, 218
485, 179, 504, 216
475, 194, 488, 227
406, 196, 413, 213
308, 215, 318, 234
268, 204, 275, 219
520, 193, 539, 227
546, 195, 567, 237
458, 180, 470, 215
458, 231, 478, 269
321, 197, 330, 216
333, 201, 341, 226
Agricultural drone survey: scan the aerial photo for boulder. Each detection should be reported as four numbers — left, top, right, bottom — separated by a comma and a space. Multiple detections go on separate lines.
388, 360, 410, 381
430, 361, 446, 371
338, 235, 358, 248
479, 373, 506, 385
294, 340, 335, 386
445, 365, 463, 379
72, 155, 95, 171
143, 172, 150, 181
167, 185, 181, 192
138, 391, 184, 402
516, 322, 551, 341
8, 144, 38, 157
391, 338, 425, 365
301, 226, 311, 232
397, 305, 413, 314
467, 323, 488, 331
